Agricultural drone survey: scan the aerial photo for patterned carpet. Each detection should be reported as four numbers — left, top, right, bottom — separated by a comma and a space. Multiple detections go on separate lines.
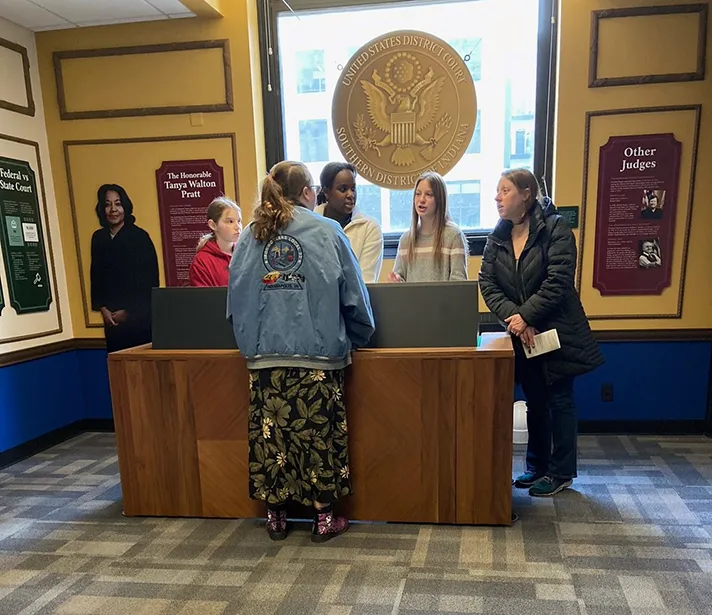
0, 433, 711, 615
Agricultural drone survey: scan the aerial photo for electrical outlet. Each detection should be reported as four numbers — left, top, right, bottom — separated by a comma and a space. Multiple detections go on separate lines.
601, 384, 614, 403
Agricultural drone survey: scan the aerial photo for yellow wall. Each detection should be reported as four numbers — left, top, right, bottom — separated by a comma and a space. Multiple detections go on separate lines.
35, 3, 265, 338
34, 0, 711, 338
555, 0, 711, 330
180, 0, 224, 17
0, 17, 72, 353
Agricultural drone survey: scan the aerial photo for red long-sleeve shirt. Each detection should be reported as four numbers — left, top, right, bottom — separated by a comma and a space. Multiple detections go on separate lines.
189, 240, 232, 287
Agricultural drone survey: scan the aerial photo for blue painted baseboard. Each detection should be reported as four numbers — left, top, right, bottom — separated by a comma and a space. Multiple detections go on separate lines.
516, 340, 712, 423
76, 349, 113, 420
0, 349, 111, 454
1, 340, 710, 456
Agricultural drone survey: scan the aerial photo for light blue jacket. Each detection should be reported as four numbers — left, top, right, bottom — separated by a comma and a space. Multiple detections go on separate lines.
227, 206, 375, 370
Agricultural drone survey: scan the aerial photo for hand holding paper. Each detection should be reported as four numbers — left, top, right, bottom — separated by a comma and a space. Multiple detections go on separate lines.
523, 329, 561, 359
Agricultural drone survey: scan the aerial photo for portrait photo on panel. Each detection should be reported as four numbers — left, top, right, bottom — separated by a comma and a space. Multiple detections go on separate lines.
90, 183, 159, 353
640, 189, 665, 219
638, 238, 662, 269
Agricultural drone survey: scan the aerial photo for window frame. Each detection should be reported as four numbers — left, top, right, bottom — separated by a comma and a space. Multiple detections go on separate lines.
258, 0, 558, 257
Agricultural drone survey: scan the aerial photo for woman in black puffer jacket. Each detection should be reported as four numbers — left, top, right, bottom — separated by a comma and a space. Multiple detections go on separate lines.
479, 169, 604, 497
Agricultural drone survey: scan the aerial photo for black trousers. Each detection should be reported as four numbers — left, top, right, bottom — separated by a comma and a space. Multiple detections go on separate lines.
517, 360, 578, 480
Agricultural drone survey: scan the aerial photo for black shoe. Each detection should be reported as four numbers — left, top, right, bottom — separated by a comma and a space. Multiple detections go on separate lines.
514, 471, 545, 488
266, 507, 288, 541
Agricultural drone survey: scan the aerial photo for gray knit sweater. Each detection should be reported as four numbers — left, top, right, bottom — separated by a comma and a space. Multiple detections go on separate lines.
393, 222, 468, 282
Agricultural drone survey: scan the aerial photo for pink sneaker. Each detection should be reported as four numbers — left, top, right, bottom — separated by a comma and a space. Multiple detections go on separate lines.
312, 509, 349, 543
266, 508, 287, 541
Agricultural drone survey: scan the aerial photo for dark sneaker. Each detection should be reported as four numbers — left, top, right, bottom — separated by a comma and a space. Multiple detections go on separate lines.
312, 510, 349, 543
514, 471, 545, 488
266, 508, 288, 541
529, 476, 573, 497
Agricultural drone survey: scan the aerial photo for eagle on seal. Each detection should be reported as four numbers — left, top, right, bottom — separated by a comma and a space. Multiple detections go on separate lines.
360, 66, 447, 166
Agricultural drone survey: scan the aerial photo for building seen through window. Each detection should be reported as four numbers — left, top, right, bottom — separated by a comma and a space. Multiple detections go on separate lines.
296, 50, 326, 94
298, 120, 329, 163
278, 0, 540, 233
467, 110, 482, 155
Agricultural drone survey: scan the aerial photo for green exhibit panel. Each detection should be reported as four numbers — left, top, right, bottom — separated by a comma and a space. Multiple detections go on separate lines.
0, 156, 52, 314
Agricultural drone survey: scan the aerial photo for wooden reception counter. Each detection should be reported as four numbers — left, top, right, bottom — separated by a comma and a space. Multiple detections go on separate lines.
108, 334, 515, 525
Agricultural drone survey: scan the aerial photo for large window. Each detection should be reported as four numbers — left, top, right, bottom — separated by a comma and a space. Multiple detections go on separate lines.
356, 184, 383, 227
448, 181, 481, 229
449, 38, 482, 82
389, 190, 415, 232
296, 50, 326, 94
298, 120, 328, 163
260, 0, 556, 249
466, 110, 482, 155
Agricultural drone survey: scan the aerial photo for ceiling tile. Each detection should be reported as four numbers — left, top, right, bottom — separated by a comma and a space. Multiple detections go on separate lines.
1, 0, 194, 31
0, 0, 70, 29
31, 0, 161, 23
74, 15, 166, 27
143, 0, 192, 16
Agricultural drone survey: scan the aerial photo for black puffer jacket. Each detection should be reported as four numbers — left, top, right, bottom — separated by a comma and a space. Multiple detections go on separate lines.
479, 198, 604, 384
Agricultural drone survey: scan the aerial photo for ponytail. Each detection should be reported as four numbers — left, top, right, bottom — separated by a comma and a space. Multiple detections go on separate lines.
252, 176, 295, 242
196, 231, 215, 251
251, 161, 312, 242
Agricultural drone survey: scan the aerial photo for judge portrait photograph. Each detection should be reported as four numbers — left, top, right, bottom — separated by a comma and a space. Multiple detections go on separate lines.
640, 189, 665, 220
638, 238, 662, 269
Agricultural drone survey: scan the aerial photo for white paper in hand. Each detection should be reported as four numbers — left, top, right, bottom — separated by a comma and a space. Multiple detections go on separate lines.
523, 329, 561, 359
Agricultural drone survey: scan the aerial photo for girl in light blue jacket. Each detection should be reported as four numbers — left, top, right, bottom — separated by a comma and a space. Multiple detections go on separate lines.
228, 160, 374, 544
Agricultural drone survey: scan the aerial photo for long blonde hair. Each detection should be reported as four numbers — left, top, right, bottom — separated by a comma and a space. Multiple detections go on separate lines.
196, 196, 241, 250
404, 171, 450, 264
252, 161, 312, 242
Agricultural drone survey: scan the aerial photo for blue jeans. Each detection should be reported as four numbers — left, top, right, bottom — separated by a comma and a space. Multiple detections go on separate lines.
519, 367, 578, 480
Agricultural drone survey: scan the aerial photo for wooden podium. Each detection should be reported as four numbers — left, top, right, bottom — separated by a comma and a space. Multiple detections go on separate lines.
108, 334, 515, 525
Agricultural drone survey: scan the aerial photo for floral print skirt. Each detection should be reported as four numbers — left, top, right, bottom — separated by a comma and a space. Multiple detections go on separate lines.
248, 367, 351, 507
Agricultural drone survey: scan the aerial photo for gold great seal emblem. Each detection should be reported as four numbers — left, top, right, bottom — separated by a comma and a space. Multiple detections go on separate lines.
332, 30, 477, 190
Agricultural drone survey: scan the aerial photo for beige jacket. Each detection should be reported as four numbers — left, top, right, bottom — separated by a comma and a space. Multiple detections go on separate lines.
315, 205, 384, 282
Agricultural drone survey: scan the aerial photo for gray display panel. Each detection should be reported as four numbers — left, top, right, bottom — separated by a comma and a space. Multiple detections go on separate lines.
151, 281, 480, 350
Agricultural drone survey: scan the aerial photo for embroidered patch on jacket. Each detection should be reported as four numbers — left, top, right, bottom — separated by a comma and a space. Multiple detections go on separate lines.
261, 235, 305, 290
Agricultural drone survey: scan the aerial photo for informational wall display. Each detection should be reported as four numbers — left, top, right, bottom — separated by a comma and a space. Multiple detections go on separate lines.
592, 134, 681, 296
557, 206, 579, 229
156, 159, 225, 286
0, 156, 52, 313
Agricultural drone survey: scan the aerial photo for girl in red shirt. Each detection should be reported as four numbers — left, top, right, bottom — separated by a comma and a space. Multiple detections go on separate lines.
189, 197, 242, 287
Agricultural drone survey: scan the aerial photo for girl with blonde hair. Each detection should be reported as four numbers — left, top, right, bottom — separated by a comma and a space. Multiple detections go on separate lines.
189, 196, 241, 287
390, 171, 468, 282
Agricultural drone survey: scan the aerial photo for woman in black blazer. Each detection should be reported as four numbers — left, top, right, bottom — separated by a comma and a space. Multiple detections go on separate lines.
90, 184, 159, 353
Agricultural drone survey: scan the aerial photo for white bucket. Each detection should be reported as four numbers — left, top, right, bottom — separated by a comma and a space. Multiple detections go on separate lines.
513, 400, 528, 444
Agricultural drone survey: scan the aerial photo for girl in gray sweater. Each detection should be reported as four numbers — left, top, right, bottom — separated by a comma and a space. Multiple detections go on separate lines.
390, 172, 468, 283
